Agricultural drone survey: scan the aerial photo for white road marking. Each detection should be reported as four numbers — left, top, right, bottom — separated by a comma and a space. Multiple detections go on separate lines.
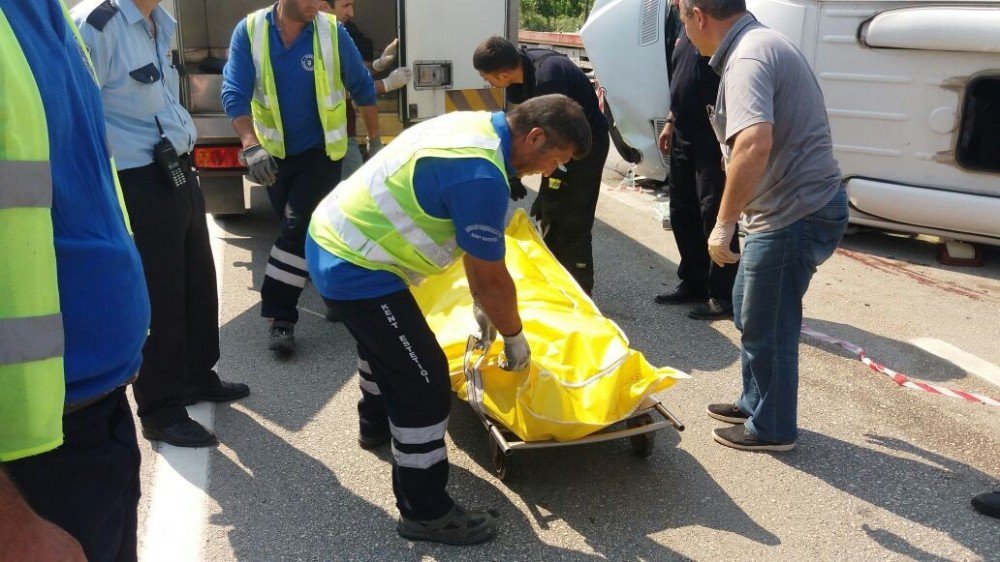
140, 216, 227, 562
909, 337, 1000, 389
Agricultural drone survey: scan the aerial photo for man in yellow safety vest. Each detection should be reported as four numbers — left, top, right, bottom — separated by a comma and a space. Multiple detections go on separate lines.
306, 94, 592, 545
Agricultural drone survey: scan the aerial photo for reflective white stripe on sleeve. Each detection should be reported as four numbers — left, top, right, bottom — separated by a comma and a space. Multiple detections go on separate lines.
270, 245, 308, 272
265, 263, 307, 288
391, 444, 448, 470
389, 417, 449, 445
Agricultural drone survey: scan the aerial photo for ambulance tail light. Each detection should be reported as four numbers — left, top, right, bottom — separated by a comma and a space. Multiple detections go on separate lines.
193, 146, 244, 170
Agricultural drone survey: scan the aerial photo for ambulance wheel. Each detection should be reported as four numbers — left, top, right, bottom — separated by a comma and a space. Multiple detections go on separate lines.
492, 443, 512, 481
627, 414, 655, 458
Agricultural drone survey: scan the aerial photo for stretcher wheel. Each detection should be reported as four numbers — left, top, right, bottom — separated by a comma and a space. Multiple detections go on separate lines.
626, 413, 655, 458
491, 443, 512, 481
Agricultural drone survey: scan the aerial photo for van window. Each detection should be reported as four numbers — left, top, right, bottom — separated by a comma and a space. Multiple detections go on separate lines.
956, 76, 1000, 174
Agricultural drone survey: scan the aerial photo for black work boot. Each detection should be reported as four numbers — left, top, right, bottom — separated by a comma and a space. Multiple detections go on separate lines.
397, 504, 497, 546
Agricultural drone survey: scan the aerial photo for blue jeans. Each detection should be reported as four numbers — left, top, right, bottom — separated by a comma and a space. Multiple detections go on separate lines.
733, 188, 849, 443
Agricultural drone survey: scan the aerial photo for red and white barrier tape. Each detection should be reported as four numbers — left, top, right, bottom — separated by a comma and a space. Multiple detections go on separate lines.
801, 327, 1000, 408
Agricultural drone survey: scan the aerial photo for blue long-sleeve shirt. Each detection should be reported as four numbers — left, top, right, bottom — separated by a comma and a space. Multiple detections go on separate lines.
72, 0, 198, 171
3, 0, 150, 403
222, 7, 377, 157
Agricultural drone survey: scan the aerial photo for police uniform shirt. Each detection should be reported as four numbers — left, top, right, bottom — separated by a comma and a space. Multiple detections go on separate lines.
72, 0, 197, 171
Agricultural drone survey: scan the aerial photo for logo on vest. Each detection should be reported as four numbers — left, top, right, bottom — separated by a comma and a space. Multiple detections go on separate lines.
301, 54, 315, 71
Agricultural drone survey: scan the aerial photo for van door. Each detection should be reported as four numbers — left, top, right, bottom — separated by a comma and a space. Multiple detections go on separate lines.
398, 0, 515, 122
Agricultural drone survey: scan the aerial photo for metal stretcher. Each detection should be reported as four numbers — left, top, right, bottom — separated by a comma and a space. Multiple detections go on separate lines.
462, 335, 685, 481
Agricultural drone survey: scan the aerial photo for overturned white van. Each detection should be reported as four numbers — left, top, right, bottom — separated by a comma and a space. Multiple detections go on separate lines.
582, 0, 1000, 246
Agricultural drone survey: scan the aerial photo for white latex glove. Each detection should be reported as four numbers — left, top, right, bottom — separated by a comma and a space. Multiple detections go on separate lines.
238, 144, 278, 186
499, 329, 530, 371
708, 221, 740, 266
366, 136, 384, 158
472, 301, 496, 346
381, 67, 412, 92
372, 38, 399, 73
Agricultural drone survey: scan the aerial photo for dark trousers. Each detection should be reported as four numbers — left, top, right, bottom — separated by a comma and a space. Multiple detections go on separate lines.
531, 132, 611, 295
119, 159, 221, 430
325, 290, 454, 521
262, 148, 342, 323
668, 135, 738, 301
6, 389, 140, 562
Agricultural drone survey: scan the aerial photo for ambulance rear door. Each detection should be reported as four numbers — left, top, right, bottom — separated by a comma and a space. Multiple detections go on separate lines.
397, 0, 516, 122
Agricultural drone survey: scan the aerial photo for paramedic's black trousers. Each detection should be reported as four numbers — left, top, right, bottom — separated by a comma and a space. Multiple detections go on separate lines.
119, 159, 221, 430
262, 148, 342, 323
325, 290, 455, 521
531, 132, 611, 295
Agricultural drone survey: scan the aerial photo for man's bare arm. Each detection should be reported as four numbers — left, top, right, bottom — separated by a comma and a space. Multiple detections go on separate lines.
230, 115, 260, 149
0, 469, 85, 562
463, 254, 521, 336
717, 122, 773, 224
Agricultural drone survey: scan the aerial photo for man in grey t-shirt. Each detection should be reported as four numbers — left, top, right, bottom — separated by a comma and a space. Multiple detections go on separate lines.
679, 0, 849, 451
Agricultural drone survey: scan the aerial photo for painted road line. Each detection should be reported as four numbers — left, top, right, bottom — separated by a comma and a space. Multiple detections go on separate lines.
140, 216, 227, 561
909, 338, 1000, 389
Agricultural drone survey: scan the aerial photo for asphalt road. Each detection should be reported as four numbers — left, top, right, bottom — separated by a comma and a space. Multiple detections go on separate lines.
134, 166, 1000, 561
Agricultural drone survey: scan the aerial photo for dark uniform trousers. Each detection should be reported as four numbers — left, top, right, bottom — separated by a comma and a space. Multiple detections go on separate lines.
6, 389, 140, 562
324, 289, 455, 521
531, 131, 611, 295
261, 148, 343, 323
668, 131, 739, 301
119, 157, 221, 430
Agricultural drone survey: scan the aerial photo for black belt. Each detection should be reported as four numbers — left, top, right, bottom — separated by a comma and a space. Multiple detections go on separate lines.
64, 374, 136, 415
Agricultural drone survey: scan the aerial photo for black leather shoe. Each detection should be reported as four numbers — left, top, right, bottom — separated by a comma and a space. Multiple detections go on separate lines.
184, 380, 250, 406
688, 298, 734, 320
269, 321, 295, 355
654, 286, 708, 305
972, 491, 1000, 519
142, 419, 218, 448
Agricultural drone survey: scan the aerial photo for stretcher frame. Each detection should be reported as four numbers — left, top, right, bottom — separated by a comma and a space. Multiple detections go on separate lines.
462, 335, 685, 480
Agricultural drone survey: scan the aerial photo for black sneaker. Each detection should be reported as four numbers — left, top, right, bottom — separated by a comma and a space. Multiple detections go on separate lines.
184, 379, 251, 406
268, 321, 295, 355
358, 431, 391, 450
971, 491, 1000, 519
713, 425, 795, 452
654, 286, 708, 305
397, 504, 497, 546
142, 418, 218, 448
706, 403, 749, 424
688, 298, 734, 320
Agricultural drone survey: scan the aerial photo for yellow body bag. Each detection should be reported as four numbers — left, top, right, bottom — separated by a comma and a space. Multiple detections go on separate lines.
411, 210, 688, 442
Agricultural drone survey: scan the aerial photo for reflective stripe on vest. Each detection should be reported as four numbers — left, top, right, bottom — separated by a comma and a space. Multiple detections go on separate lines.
309, 112, 508, 284
0, 5, 66, 462
246, 8, 347, 160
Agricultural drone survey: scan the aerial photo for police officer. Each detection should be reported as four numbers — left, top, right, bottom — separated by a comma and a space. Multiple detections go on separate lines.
222, 0, 380, 355
73, 0, 250, 448
473, 35, 610, 295
1, 1, 150, 559
306, 95, 591, 545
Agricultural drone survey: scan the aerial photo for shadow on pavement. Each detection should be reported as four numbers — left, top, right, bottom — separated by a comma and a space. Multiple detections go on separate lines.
448, 399, 780, 560
208, 406, 602, 561
780, 431, 1000, 560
